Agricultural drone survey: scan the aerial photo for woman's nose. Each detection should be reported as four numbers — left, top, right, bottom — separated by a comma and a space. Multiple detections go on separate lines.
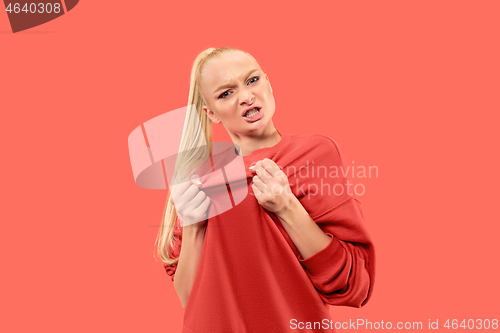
239, 91, 254, 105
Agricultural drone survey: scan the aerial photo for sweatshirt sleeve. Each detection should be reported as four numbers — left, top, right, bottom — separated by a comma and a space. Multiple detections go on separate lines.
163, 215, 183, 282
288, 135, 376, 308
296, 198, 374, 308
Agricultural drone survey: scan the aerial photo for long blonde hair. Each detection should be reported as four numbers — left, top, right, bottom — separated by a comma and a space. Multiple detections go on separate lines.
154, 46, 251, 266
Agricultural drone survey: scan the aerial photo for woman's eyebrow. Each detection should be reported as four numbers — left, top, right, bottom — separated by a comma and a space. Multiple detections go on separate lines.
213, 69, 259, 94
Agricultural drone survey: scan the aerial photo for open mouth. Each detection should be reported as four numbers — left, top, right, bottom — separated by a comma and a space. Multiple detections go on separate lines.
243, 107, 261, 117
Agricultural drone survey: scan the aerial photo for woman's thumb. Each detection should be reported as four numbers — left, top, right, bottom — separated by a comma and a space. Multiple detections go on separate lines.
191, 174, 202, 187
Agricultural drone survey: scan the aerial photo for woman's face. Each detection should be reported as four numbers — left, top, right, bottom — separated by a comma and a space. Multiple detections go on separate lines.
199, 51, 276, 137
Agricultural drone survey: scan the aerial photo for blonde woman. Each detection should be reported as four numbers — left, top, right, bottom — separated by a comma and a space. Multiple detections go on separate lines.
155, 47, 375, 333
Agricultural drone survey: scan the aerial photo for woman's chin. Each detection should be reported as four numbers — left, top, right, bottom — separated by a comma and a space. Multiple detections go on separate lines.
246, 119, 274, 134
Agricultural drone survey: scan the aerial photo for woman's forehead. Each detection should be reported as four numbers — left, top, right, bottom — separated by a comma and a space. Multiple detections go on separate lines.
201, 52, 261, 84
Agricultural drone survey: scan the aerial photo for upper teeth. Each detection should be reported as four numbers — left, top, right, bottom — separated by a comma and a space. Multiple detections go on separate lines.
245, 108, 259, 117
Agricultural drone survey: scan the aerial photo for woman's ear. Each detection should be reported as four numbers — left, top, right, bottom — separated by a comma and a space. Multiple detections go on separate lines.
203, 105, 221, 124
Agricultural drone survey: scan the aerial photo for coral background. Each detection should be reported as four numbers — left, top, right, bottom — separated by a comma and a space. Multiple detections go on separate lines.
1, 1, 499, 332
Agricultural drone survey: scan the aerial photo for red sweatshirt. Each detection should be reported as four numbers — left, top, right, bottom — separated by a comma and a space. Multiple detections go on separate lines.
165, 130, 375, 333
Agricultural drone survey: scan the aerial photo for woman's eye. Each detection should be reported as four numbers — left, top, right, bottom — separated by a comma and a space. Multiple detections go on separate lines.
218, 91, 230, 99
248, 76, 260, 85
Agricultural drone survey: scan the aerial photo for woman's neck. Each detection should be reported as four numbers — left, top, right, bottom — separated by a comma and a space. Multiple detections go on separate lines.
230, 125, 281, 157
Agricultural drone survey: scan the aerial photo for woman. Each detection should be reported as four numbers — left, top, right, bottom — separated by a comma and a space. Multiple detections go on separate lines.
155, 47, 375, 333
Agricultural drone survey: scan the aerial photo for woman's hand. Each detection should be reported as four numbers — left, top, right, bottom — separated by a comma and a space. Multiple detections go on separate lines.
249, 158, 295, 215
171, 174, 211, 229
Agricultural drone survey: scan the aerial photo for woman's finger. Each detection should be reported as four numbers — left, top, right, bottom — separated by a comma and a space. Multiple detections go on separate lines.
187, 190, 207, 209
180, 182, 200, 201
190, 174, 202, 187
256, 166, 272, 184
252, 175, 266, 192
261, 158, 281, 178
172, 178, 191, 197
194, 195, 211, 214
251, 182, 263, 198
